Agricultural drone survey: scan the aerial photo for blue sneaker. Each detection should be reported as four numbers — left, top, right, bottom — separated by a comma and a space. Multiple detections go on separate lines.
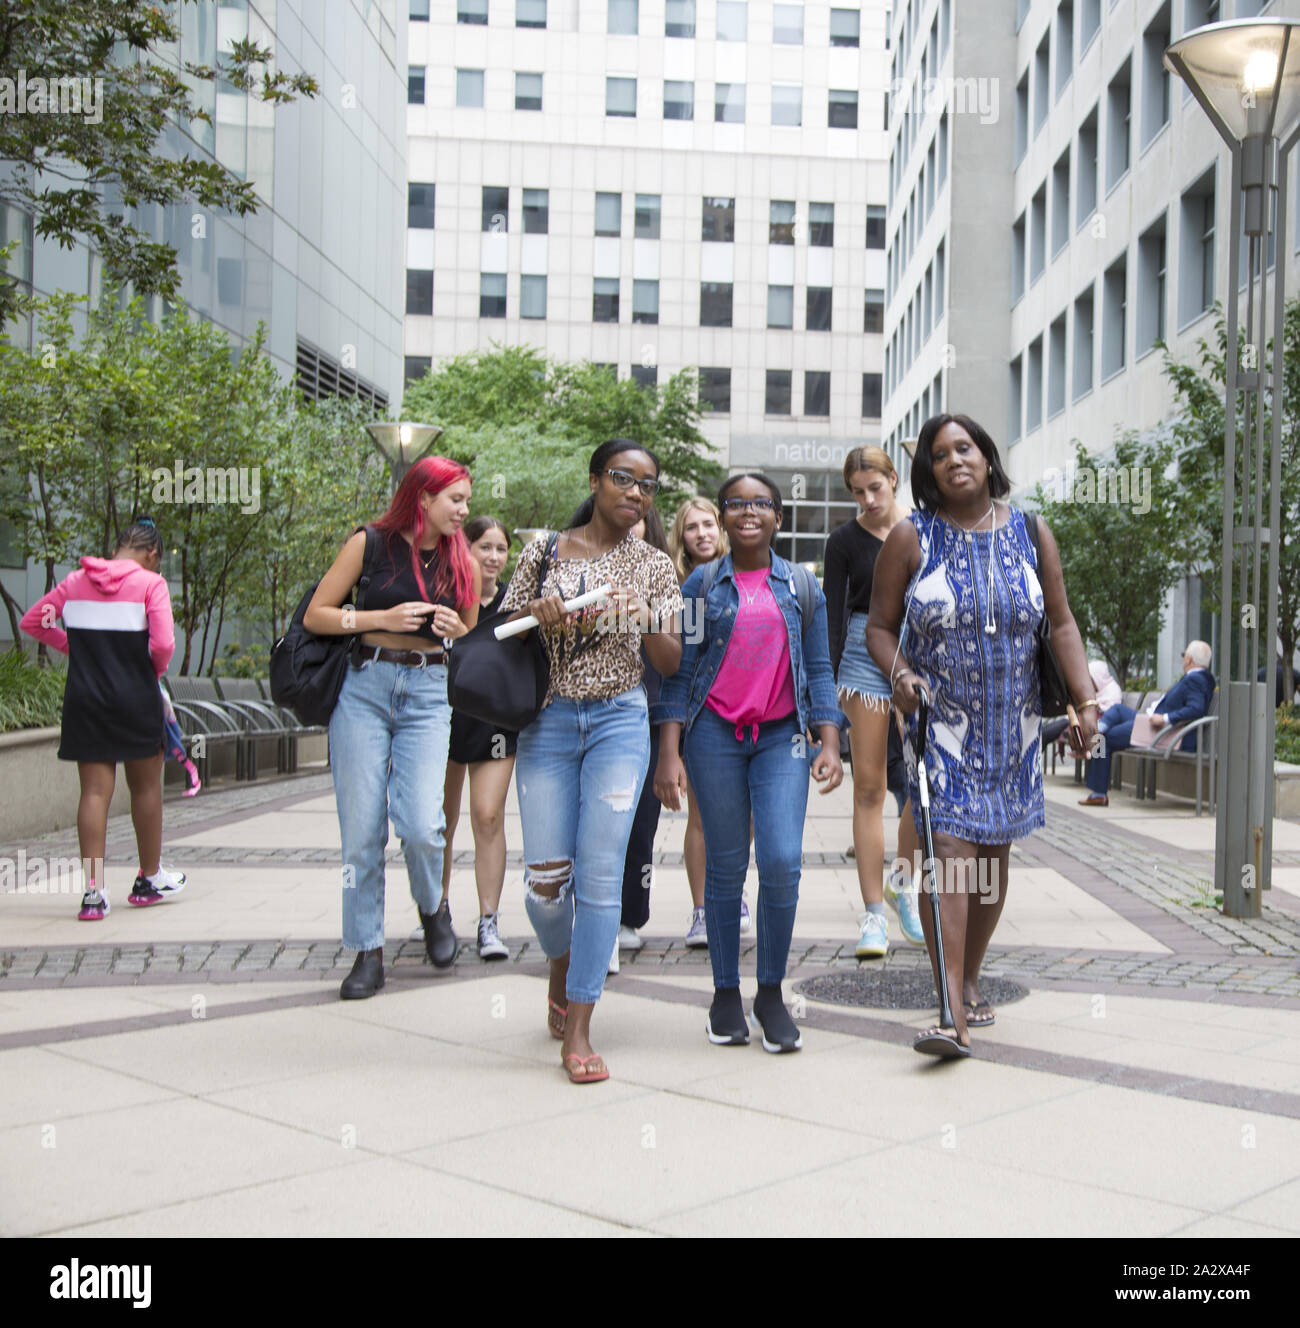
855, 912, 889, 959
685, 907, 708, 949
884, 879, 926, 947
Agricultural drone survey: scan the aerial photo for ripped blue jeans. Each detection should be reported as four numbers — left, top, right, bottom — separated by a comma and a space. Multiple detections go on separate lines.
515, 687, 650, 1004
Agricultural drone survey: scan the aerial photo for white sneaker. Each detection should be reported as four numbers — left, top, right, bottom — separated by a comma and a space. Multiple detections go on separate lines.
855, 911, 889, 959
684, 907, 708, 949
617, 925, 644, 951
739, 893, 752, 931
608, 937, 620, 975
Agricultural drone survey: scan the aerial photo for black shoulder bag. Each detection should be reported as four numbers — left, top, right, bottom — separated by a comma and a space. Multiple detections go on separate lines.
446, 533, 559, 732
1025, 513, 1070, 718
270, 527, 377, 727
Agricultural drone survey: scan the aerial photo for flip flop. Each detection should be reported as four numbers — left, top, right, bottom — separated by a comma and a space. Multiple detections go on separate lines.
547, 997, 567, 1041
963, 999, 995, 1027
562, 1052, 610, 1084
913, 1026, 971, 1059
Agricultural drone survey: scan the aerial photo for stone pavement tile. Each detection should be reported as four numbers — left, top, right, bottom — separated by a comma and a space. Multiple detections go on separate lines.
1271, 868, 1300, 901
2, 1047, 182, 1126
956, 1086, 1300, 1213
646, 1140, 1205, 1238
682, 1034, 1093, 1145
1224, 1176, 1300, 1232
0, 1097, 364, 1237
48, 1155, 642, 1238
405, 1089, 884, 1228
169, 808, 344, 850
1166, 1214, 1295, 1236
1247, 1037, 1300, 1068
992, 867, 1171, 953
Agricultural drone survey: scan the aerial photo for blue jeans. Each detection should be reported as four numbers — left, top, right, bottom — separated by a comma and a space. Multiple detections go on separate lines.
683, 706, 808, 989
516, 688, 650, 1004
329, 657, 452, 951
1086, 703, 1136, 794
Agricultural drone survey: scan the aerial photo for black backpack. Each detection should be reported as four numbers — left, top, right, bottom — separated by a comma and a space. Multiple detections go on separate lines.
270, 527, 378, 727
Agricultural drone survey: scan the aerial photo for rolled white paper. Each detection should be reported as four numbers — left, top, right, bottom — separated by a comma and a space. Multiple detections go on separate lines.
493, 583, 614, 640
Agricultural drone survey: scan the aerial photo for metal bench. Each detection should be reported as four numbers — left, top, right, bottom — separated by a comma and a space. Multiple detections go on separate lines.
1111, 689, 1219, 815
161, 677, 250, 782
215, 677, 314, 774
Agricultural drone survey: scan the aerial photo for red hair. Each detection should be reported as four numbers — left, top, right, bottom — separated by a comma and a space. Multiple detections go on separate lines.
371, 456, 475, 609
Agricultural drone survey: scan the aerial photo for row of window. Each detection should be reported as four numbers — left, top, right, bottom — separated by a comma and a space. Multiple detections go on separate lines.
413, 66, 866, 128
419, 0, 864, 46
886, 111, 947, 298
884, 365, 944, 460
406, 271, 886, 334
887, 0, 950, 179
408, 184, 887, 249
884, 241, 945, 396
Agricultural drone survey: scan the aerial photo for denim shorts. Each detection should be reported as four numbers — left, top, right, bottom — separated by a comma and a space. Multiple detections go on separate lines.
837, 611, 893, 709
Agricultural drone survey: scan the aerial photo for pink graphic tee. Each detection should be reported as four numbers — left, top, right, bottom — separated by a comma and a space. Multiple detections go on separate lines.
705, 568, 796, 740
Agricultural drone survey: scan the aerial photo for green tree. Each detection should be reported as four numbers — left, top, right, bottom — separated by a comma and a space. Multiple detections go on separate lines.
1029, 432, 1189, 688
1162, 298, 1300, 676
0, 0, 318, 324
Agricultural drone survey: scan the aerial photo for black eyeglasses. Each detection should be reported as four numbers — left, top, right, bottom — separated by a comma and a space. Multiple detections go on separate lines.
721, 497, 776, 514
606, 468, 661, 497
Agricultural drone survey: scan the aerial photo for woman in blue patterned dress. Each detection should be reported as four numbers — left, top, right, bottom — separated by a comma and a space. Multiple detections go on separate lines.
867, 414, 1098, 1058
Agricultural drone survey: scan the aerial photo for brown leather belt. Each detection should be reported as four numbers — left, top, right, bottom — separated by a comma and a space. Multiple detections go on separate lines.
354, 644, 445, 668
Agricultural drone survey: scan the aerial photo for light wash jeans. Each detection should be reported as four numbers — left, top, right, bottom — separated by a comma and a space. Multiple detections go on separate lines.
516, 687, 650, 1004
329, 656, 452, 951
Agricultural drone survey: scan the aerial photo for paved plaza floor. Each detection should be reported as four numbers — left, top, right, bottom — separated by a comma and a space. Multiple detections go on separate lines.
3, 758, 1300, 1238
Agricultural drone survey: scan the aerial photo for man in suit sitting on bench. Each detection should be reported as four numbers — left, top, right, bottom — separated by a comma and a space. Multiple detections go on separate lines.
1079, 640, 1215, 808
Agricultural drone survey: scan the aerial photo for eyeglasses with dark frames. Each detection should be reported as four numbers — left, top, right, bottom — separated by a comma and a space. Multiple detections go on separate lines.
605, 468, 661, 498
721, 497, 776, 513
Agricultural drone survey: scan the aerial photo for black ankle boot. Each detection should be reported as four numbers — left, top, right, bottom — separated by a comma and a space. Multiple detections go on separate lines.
706, 986, 749, 1045
340, 948, 384, 999
420, 902, 458, 969
752, 982, 802, 1053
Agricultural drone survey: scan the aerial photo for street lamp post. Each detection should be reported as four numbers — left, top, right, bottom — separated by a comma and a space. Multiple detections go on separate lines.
1165, 19, 1300, 917
365, 421, 444, 490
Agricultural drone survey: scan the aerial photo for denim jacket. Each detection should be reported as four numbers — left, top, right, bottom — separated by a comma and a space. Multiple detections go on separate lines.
651, 551, 845, 737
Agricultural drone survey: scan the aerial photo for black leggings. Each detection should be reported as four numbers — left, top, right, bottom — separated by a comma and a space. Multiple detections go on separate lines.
620, 724, 662, 930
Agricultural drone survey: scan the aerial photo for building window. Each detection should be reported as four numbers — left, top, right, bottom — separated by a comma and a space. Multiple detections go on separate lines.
1056, 1, 1074, 98
1101, 255, 1127, 379
633, 279, 659, 324
515, 72, 543, 111
863, 288, 884, 333
593, 363, 617, 379
1141, 5, 1171, 148
809, 202, 833, 246
767, 284, 794, 328
1034, 34, 1050, 134
1080, 0, 1100, 51
769, 200, 796, 245
1048, 313, 1067, 418
408, 182, 435, 229
1026, 335, 1043, 432
830, 9, 860, 46
405, 355, 431, 384
766, 370, 792, 415
717, 1, 747, 40
1077, 106, 1098, 226
1008, 354, 1023, 440
458, 0, 487, 23
804, 371, 830, 416
407, 66, 426, 104
1030, 185, 1046, 284
632, 364, 658, 390
595, 192, 621, 236
828, 89, 858, 128
664, 80, 694, 120
1073, 285, 1094, 400
522, 188, 548, 234
1012, 211, 1026, 303
482, 186, 509, 232
608, 0, 638, 34
480, 273, 506, 318
701, 282, 734, 326
635, 193, 661, 238
935, 240, 945, 317
665, 0, 695, 37
406, 269, 433, 315
594, 278, 620, 322
772, 84, 802, 126
702, 197, 735, 242
806, 287, 833, 331
1051, 148, 1071, 256
1137, 215, 1167, 352
1014, 73, 1028, 162
862, 372, 882, 418
1178, 169, 1215, 324
517, 0, 546, 26
699, 367, 731, 412
1106, 61, 1131, 192
774, 3, 803, 42
715, 83, 745, 123
457, 69, 485, 108
520, 275, 547, 319
606, 77, 637, 117
866, 204, 886, 249
411, 0, 430, 19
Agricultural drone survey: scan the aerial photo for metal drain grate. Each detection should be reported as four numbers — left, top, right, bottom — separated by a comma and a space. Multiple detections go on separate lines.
794, 969, 1029, 1011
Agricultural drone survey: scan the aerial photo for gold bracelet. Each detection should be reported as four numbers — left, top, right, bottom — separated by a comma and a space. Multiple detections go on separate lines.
1076, 698, 1099, 712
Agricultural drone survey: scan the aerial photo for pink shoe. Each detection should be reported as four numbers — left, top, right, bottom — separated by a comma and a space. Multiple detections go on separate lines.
78, 889, 109, 920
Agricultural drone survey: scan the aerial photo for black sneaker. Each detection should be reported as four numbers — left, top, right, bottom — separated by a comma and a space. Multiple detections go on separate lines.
751, 984, 802, 1053
706, 987, 750, 1045
420, 901, 458, 968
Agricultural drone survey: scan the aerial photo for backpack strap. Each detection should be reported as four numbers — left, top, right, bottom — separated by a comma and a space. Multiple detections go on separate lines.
696, 556, 722, 601
537, 532, 560, 596
1025, 511, 1041, 571
696, 556, 816, 629
355, 525, 380, 612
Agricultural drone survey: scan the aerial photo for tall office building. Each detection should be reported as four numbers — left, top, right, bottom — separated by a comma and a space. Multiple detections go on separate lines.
883, 0, 1299, 677
406, 0, 892, 564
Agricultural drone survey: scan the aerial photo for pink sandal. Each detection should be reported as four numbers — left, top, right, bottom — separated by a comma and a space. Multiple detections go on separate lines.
562, 1052, 609, 1084
547, 997, 567, 1041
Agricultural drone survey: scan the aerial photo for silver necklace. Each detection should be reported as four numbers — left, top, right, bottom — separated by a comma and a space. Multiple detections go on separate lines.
943, 503, 998, 635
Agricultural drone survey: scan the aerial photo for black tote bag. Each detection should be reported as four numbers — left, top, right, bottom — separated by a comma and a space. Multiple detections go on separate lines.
1026, 513, 1070, 719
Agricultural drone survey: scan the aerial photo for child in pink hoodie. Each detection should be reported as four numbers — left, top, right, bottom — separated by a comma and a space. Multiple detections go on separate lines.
20, 517, 188, 920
